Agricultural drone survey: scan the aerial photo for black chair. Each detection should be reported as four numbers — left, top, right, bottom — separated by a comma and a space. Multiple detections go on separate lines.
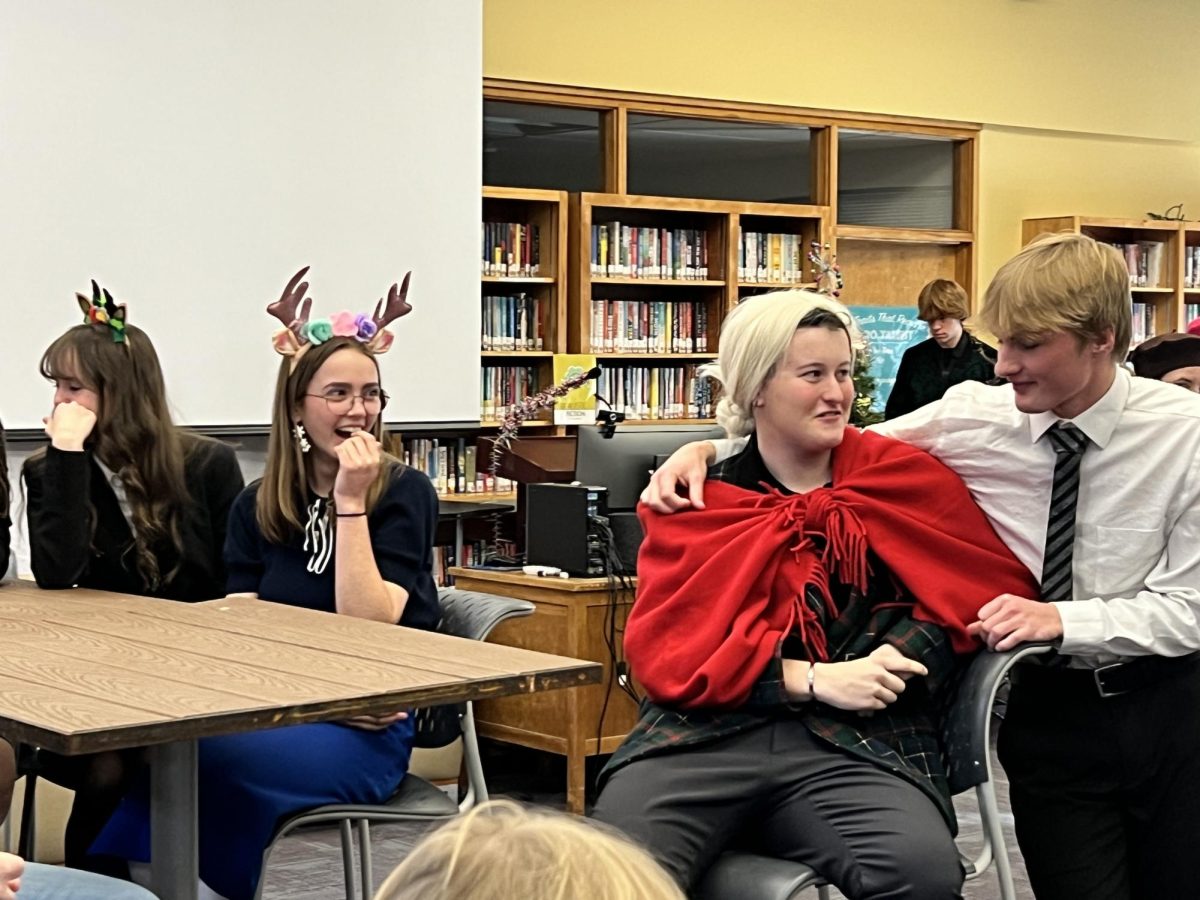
253, 587, 535, 900
695, 643, 1056, 900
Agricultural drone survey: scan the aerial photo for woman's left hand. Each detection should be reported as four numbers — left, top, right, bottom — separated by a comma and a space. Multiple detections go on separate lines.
333, 431, 382, 511
342, 711, 409, 731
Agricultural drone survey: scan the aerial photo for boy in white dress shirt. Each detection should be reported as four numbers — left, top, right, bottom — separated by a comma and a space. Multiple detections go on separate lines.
642, 232, 1200, 899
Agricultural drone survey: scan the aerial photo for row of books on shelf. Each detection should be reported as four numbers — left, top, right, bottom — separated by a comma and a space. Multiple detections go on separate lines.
1185, 248, 1200, 289
597, 363, 716, 420
1185, 303, 1200, 324
481, 364, 539, 423
433, 538, 517, 587
1107, 242, 1164, 288
481, 293, 544, 350
589, 223, 710, 279
400, 436, 514, 495
482, 221, 541, 277
738, 232, 809, 284
1131, 302, 1157, 347
589, 299, 711, 353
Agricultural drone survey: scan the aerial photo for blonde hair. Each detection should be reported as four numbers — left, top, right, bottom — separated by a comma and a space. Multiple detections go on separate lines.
700, 289, 858, 437
981, 232, 1131, 361
917, 279, 970, 322
257, 337, 394, 543
373, 800, 684, 900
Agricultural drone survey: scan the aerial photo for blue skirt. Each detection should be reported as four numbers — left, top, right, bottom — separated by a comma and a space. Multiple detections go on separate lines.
91, 718, 414, 900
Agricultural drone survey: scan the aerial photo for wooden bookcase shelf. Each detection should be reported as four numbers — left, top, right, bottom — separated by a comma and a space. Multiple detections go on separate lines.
481, 186, 569, 427
1023, 216, 1200, 337
567, 192, 831, 422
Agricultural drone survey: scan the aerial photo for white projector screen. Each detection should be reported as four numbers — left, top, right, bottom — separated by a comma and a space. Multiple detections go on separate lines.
0, 0, 481, 432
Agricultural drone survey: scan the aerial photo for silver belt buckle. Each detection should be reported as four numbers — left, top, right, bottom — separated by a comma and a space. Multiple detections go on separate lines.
1093, 662, 1128, 698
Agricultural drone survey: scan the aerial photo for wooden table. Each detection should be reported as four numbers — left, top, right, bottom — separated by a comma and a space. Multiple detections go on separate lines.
448, 567, 640, 813
0, 582, 599, 899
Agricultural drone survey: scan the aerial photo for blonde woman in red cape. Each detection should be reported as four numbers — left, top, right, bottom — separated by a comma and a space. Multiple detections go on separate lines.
592, 290, 1037, 898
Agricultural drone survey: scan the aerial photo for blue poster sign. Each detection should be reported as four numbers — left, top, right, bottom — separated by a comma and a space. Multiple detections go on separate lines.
848, 306, 928, 413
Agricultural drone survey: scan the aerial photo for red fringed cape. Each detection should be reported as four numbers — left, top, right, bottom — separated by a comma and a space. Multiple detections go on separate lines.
626, 428, 1039, 709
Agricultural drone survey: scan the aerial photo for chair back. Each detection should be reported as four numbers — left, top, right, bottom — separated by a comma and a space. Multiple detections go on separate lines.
410, 588, 536, 751
941, 643, 1057, 794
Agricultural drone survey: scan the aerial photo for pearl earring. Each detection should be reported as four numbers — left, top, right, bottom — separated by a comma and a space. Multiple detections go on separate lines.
293, 422, 311, 454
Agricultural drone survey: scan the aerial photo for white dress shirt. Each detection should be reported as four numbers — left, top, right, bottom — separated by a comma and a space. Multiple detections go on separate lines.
709, 368, 1200, 666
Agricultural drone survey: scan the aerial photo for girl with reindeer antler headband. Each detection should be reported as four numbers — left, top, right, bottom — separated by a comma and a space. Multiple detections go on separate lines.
91, 267, 440, 900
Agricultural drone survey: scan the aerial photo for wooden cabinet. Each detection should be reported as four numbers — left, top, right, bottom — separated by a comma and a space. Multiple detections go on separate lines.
449, 566, 639, 814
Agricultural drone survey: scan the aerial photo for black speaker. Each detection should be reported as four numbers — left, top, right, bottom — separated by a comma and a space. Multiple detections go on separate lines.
608, 511, 643, 576
525, 483, 609, 577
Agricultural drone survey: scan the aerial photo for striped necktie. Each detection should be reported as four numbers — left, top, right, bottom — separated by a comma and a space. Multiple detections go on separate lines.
1040, 422, 1089, 602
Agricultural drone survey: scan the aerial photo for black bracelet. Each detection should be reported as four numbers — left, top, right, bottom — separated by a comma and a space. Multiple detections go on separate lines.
335, 511, 368, 518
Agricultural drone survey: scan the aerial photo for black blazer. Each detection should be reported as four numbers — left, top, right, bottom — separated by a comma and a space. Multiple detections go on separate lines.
884, 333, 997, 420
23, 438, 244, 601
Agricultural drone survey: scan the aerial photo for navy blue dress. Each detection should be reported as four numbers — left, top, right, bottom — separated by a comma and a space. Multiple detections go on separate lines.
92, 465, 440, 900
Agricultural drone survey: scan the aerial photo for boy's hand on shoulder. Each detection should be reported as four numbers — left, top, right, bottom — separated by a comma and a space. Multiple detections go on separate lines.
640, 441, 716, 513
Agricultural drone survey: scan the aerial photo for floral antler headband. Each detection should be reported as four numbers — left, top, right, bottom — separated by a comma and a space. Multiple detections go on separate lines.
268, 266, 413, 370
76, 280, 128, 343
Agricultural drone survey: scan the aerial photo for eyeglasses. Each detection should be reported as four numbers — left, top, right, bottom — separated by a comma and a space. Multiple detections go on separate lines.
304, 388, 389, 413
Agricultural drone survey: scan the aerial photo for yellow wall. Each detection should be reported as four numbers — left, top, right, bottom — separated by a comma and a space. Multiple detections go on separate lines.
485, 0, 1200, 286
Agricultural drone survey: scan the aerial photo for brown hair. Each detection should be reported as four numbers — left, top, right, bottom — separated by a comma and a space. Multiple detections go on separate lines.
374, 799, 684, 900
256, 337, 394, 543
28, 323, 206, 589
917, 279, 970, 322
981, 232, 1131, 362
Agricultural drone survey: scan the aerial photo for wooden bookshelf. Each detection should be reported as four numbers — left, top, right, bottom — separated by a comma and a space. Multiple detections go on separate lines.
1184, 223, 1200, 328
482, 187, 568, 425
1023, 216, 1192, 337
567, 192, 830, 422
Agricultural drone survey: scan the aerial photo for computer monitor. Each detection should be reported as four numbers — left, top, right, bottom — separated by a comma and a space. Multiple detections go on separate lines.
574, 422, 727, 511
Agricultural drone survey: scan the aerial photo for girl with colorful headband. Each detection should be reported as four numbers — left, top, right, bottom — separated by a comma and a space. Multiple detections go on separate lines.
92, 267, 440, 900
0, 283, 244, 875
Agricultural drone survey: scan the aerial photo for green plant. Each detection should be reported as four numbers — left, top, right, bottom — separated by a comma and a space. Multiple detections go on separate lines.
851, 345, 885, 427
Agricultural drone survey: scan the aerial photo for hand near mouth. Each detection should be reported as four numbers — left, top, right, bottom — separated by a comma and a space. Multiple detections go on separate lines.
333, 430, 382, 512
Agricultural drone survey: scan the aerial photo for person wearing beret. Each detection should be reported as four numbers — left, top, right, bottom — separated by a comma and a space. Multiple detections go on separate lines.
1129, 332, 1200, 393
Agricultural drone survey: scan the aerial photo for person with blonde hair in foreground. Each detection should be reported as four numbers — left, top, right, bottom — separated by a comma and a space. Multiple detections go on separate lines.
372, 799, 683, 900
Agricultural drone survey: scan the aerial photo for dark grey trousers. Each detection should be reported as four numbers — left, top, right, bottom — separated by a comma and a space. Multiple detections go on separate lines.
592, 718, 962, 899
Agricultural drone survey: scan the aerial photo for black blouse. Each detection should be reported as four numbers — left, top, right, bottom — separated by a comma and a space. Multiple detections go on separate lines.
23, 439, 244, 601
224, 465, 440, 631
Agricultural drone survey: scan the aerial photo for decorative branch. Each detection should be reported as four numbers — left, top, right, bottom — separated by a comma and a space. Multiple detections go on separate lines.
485, 365, 601, 562
808, 241, 843, 297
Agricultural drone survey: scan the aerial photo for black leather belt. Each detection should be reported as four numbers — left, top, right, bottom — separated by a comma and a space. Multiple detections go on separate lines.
1011, 652, 1200, 698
